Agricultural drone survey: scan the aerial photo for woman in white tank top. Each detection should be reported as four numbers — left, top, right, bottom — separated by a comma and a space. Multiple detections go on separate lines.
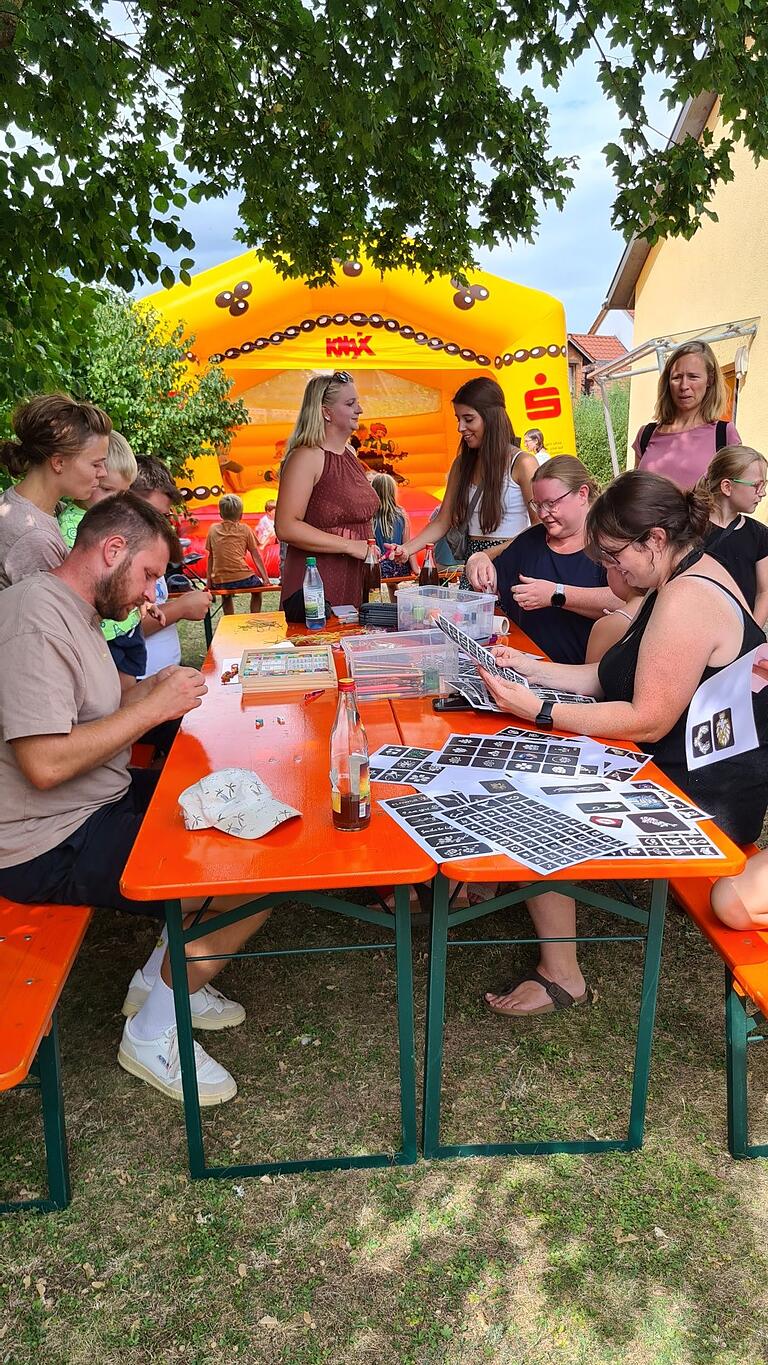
392, 377, 539, 578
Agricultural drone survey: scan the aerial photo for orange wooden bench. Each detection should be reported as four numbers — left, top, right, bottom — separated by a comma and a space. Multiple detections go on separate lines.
670, 846, 768, 1158
0, 899, 92, 1212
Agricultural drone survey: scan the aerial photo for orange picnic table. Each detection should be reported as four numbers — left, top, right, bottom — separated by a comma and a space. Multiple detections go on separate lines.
121, 615, 435, 1179
389, 649, 746, 1159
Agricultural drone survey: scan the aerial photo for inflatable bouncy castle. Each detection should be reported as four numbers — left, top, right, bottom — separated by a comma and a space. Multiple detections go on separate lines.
144, 251, 574, 539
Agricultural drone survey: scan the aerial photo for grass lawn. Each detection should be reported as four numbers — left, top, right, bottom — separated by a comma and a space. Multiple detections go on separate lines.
2, 601, 767, 1365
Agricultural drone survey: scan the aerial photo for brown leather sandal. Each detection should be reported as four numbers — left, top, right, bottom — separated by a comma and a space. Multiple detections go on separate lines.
486, 968, 590, 1018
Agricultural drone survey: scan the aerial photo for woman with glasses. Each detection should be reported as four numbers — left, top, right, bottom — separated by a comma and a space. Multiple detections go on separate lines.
478, 469, 768, 1018
275, 372, 380, 616
699, 445, 768, 624
390, 376, 539, 580
466, 456, 621, 664
632, 341, 739, 489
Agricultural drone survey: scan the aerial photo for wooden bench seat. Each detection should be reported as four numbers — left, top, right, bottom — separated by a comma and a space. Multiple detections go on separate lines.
0, 899, 92, 1212
670, 847, 768, 1158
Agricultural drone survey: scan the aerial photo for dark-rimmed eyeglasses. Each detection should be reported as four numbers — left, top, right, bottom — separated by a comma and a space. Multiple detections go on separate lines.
594, 534, 647, 567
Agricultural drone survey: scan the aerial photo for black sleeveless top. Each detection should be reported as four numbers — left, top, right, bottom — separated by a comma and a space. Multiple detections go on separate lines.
597, 550, 768, 844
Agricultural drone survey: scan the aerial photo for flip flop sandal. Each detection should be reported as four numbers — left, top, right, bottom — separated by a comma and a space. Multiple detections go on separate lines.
485, 968, 590, 1018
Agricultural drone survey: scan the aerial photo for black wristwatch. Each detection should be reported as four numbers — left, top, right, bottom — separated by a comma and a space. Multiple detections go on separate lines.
550, 582, 566, 608
535, 700, 555, 730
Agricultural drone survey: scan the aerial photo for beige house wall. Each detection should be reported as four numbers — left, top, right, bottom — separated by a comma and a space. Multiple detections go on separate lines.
627, 103, 768, 476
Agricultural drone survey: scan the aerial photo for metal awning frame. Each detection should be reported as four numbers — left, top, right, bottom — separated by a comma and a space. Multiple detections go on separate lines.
583, 317, 760, 476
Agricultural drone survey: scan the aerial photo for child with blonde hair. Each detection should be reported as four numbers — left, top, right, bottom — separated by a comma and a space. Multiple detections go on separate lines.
206, 493, 270, 614
700, 444, 768, 623
58, 430, 151, 679
371, 473, 419, 577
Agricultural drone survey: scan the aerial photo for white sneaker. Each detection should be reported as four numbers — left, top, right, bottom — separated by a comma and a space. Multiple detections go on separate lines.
118, 1021, 238, 1105
121, 970, 246, 1031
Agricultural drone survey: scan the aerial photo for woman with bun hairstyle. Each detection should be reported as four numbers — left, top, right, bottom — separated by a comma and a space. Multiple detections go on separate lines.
392, 376, 539, 577
477, 470, 768, 1018
699, 445, 768, 623
632, 341, 739, 489
0, 393, 111, 587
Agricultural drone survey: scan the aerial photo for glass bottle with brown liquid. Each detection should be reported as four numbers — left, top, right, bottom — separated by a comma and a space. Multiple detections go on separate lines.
362, 539, 384, 604
330, 678, 371, 831
419, 543, 440, 587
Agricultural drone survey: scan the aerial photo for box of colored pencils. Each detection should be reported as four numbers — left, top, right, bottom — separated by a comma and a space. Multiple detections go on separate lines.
341, 630, 459, 701
239, 644, 337, 694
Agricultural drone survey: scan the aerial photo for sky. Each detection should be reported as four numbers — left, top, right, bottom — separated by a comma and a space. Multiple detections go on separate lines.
138, 49, 673, 348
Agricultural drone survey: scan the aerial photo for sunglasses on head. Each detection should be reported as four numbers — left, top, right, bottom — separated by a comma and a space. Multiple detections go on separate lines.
323, 370, 351, 398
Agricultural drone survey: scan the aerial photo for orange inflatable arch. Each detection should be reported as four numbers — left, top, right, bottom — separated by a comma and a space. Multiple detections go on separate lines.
144, 250, 575, 520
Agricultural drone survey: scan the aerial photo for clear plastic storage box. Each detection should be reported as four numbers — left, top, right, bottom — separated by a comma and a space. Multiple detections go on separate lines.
395, 584, 496, 641
341, 630, 459, 701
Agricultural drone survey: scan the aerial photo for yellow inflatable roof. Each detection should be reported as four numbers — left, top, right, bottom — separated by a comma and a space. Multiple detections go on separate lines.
145, 251, 574, 512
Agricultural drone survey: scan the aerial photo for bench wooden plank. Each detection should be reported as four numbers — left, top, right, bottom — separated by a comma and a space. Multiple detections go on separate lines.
670, 847, 768, 1014
0, 901, 92, 1089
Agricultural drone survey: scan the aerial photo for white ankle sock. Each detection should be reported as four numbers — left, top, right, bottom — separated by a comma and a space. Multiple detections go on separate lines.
130, 973, 177, 1041
140, 924, 168, 984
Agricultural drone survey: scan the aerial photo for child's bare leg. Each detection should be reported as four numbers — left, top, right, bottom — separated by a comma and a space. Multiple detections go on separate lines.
249, 592, 262, 613
221, 593, 234, 615
711, 850, 768, 928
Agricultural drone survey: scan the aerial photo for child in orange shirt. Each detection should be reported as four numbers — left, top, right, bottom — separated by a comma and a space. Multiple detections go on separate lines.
206, 494, 270, 614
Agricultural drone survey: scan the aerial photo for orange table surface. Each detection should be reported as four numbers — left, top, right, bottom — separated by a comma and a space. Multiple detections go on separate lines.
389, 697, 746, 883
120, 681, 435, 902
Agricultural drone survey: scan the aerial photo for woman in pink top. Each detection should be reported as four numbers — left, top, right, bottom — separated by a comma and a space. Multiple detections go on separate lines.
632, 341, 739, 489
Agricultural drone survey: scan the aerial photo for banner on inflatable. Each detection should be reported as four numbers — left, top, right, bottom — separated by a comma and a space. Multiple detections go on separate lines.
144, 251, 574, 516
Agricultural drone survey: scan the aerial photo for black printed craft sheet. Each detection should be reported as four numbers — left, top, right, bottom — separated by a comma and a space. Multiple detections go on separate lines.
380, 788, 631, 875
511, 773, 714, 857
368, 744, 450, 788
433, 614, 531, 685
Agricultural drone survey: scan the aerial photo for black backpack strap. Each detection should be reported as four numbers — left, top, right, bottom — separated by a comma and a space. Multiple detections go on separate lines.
715, 419, 729, 451
638, 422, 657, 458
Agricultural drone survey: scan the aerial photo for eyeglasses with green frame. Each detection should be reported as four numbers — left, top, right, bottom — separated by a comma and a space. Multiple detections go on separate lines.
731, 477, 767, 496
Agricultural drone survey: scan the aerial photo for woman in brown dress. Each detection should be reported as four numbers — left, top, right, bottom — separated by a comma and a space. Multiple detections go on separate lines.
276, 371, 380, 615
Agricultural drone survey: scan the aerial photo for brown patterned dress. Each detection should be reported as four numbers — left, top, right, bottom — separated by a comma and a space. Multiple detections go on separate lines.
280, 447, 380, 610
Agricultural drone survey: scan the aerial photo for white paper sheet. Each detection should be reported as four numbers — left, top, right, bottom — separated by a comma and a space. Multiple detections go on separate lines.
685, 642, 768, 769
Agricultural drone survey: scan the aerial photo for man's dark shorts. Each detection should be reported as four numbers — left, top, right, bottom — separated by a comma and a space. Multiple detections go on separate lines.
107, 623, 147, 679
0, 770, 164, 918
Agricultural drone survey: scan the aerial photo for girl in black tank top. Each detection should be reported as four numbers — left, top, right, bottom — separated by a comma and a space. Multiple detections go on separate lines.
598, 548, 768, 843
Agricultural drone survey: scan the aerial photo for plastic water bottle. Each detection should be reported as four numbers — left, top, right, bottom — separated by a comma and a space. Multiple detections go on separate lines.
303, 556, 326, 630
330, 678, 371, 831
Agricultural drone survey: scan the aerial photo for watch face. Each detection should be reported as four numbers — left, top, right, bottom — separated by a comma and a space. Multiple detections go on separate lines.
551, 591, 566, 607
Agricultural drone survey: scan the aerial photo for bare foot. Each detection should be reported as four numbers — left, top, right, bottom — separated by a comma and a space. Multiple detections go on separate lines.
485, 968, 586, 1016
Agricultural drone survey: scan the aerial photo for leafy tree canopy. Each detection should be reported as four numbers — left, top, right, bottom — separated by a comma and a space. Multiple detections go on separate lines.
2, 0, 766, 395
0, 292, 248, 482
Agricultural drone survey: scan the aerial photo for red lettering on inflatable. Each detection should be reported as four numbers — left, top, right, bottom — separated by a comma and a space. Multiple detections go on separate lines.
325, 334, 374, 358
524, 371, 562, 420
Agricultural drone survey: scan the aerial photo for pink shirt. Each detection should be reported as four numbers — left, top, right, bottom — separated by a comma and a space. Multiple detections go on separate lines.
632, 420, 740, 490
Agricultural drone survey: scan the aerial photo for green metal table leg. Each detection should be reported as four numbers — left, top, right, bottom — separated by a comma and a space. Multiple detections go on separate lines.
626, 877, 667, 1149
36, 1014, 71, 1210
203, 610, 213, 648
422, 873, 450, 1159
394, 885, 418, 1164
725, 967, 750, 1159
165, 898, 206, 1178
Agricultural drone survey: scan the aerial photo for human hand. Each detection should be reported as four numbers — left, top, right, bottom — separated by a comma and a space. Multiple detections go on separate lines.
181, 589, 213, 621
348, 540, 372, 561
478, 667, 540, 720
510, 575, 553, 611
151, 666, 207, 721
140, 601, 166, 627
489, 645, 538, 678
465, 553, 497, 592
387, 542, 411, 564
